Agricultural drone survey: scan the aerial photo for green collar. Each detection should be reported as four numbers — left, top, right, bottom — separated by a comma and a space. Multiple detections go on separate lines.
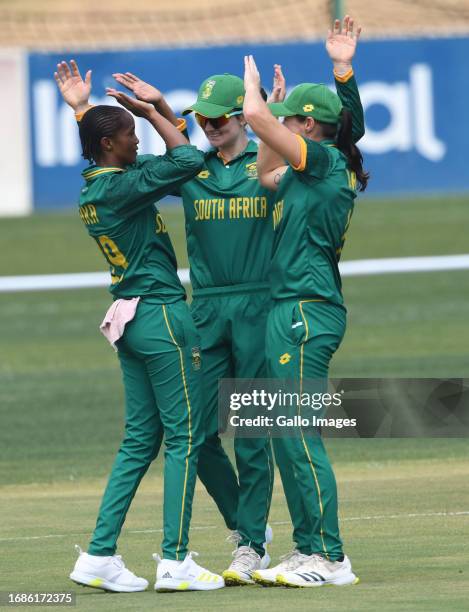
206, 139, 258, 163
82, 165, 125, 182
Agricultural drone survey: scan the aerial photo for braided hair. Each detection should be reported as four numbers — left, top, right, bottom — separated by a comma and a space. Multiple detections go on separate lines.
79, 105, 133, 163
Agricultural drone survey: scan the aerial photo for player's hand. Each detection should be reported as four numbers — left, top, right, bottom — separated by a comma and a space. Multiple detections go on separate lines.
112, 72, 163, 105
54, 60, 91, 113
106, 88, 156, 119
326, 15, 361, 73
267, 64, 286, 103
244, 55, 261, 91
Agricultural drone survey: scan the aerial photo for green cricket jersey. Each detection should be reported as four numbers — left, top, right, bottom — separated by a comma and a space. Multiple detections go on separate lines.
78, 146, 204, 301
270, 137, 357, 304
178, 73, 363, 293
269, 71, 365, 304
179, 141, 274, 291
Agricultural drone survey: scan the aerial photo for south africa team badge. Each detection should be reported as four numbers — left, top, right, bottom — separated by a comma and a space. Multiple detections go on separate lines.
191, 347, 202, 370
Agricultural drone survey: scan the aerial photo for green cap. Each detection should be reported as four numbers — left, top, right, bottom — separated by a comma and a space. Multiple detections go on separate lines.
183, 74, 245, 117
269, 83, 343, 124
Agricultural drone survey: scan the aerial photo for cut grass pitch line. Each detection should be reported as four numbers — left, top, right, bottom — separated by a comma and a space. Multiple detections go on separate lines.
1, 510, 468, 544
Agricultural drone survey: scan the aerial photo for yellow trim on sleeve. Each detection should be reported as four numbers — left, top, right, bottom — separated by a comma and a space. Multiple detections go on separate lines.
333, 68, 354, 83
291, 134, 308, 172
75, 105, 94, 122
176, 118, 187, 132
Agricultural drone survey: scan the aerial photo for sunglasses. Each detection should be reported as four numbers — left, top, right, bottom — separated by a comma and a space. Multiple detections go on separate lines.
195, 110, 243, 129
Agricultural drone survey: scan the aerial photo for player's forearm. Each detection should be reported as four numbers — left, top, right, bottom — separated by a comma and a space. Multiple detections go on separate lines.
152, 97, 181, 128
334, 69, 365, 143
257, 140, 285, 176
147, 109, 188, 149
243, 87, 277, 141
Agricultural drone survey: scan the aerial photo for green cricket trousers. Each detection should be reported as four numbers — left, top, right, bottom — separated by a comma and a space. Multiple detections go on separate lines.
191, 283, 274, 558
88, 298, 204, 561
266, 298, 346, 561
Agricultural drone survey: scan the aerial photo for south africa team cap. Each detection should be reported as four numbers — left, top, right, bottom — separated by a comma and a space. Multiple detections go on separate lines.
183, 74, 245, 117
269, 83, 343, 124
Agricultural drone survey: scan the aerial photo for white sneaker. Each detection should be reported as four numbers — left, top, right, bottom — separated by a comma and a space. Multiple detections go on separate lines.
277, 554, 359, 587
69, 545, 148, 592
227, 523, 272, 570
154, 551, 224, 592
252, 549, 310, 587
222, 546, 262, 586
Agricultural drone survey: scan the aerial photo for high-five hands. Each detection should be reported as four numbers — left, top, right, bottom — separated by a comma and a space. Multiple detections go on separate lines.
112, 72, 163, 105
54, 60, 91, 113
105, 88, 157, 119
326, 14, 361, 71
244, 55, 262, 91
267, 64, 286, 103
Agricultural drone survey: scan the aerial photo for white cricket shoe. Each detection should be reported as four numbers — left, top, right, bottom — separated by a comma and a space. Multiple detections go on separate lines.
222, 546, 263, 585
154, 551, 224, 592
277, 554, 359, 587
252, 549, 310, 587
69, 545, 148, 592
227, 524, 272, 570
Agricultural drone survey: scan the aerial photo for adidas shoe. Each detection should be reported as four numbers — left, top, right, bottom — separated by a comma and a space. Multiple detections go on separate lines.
277, 554, 359, 587
154, 551, 224, 592
69, 545, 148, 592
222, 546, 262, 586
227, 524, 272, 570
252, 549, 310, 587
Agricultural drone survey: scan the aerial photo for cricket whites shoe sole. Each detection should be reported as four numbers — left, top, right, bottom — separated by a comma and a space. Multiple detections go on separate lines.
69, 545, 148, 592
154, 552, 224, 592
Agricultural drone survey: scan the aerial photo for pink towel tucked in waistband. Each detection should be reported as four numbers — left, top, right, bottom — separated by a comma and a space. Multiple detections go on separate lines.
99, 297, 140, 351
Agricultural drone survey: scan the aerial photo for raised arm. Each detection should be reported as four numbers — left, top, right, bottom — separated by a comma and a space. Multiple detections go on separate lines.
326, 15, 365, 143
106, 88, 188, 151
243, 56, 298, 191
54, 59, 92, 118
112, 72, 186, 132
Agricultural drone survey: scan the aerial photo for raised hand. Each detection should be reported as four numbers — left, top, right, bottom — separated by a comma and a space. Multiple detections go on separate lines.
326, 15, 361, 68
106, 88, 156, 119
113, 72, 163, 105
244, 55, 261, 91
54, 60, 91, 113
267, 64, 286, 103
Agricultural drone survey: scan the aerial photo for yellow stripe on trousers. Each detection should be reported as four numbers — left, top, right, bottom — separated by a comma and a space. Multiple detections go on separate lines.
162, 305, 192, 560
298, 299, 329, 559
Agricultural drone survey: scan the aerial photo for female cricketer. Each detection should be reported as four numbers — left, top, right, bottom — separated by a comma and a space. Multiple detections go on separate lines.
54, 60, 224, 593
242, 19, 368, 588
112, 15, 365, 585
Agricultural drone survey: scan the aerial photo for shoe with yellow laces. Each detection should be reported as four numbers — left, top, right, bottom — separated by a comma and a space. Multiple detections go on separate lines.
153, 551, 224, 591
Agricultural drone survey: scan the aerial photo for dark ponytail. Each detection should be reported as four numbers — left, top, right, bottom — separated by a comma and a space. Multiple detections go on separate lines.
79, 105, 132, 163
335, 108, 369, 192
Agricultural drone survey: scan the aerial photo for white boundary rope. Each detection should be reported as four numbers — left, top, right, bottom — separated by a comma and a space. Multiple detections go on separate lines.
1, 255, 468, 293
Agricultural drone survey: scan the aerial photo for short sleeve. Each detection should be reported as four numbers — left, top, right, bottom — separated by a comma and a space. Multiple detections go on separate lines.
290, 135, 333, 180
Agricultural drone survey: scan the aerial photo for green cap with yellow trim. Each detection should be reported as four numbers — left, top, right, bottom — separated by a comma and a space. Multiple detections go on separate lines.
183, 74, 245, 117
269, 83, 343, 124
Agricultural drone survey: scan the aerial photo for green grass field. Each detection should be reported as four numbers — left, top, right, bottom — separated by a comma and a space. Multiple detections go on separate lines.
1, 196, 468, 611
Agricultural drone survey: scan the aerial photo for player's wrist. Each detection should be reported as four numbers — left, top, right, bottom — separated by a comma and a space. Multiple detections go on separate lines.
74, 103, 93, 121
333, 62, 353, 77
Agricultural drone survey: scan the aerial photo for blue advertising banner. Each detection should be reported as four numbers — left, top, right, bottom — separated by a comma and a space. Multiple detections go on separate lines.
28, 37, 469, 208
